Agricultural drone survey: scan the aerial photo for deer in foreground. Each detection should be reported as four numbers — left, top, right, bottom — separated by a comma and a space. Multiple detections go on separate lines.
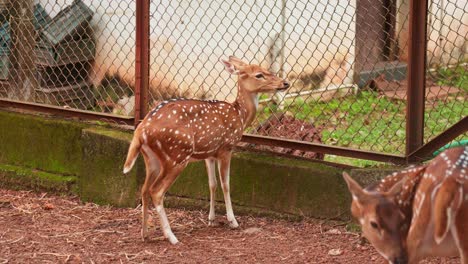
343, 146, 468, 264
122, 56, 290, 244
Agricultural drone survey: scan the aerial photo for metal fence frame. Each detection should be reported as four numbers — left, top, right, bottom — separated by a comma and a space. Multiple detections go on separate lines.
0, 0, 466, 165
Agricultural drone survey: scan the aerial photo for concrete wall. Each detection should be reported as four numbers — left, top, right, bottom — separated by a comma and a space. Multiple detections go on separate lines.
0, 110, 353, 219
396, 0, 467, 64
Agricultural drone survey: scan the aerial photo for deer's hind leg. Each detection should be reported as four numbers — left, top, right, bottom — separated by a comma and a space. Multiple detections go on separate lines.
148, 158, 188, 245
140, 145, 161, 241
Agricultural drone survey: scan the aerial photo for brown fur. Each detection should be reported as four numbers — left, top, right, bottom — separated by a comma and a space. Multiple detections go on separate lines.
343, 146, 468, 264
123, 56, 289, 244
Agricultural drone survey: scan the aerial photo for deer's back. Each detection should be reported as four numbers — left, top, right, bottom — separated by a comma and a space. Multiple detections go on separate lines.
137, 99, 244, 162
407, 146, 467, 258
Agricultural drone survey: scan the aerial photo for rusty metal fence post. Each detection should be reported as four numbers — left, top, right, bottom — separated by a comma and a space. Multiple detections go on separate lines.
134, 0, 150, 127
406, 0, 428, 160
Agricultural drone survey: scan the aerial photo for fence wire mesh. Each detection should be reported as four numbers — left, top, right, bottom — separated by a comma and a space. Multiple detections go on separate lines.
425, 0, 468, 144
0, 0, 465, 162
0, 0, 136, 117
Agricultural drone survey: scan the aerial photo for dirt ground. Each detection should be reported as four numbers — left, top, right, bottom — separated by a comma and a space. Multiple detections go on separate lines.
0, 189, 460, 264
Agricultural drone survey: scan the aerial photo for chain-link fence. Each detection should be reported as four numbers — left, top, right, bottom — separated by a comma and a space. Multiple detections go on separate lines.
0, 0, 136, 116
0, 0, 465, 164
425, 0, 467, 144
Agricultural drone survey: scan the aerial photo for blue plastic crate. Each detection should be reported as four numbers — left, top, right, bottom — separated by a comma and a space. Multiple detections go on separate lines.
40, 0, 93, 46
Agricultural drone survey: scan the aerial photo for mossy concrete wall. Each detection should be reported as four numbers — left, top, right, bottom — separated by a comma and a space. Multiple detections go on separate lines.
0, 111, 84, 174
0, 109, 354, 219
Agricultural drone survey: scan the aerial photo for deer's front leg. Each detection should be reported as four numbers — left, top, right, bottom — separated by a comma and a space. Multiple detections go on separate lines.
454, 204, 468, 264
205, 158, 217, 226
217, 151, 239, 228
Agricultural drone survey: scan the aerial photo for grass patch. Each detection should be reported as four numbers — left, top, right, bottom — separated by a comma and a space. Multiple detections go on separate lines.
430, 64, 468, 92
253, 89, 467, 167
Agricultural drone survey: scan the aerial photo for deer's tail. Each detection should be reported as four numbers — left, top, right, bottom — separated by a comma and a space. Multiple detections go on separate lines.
123, 135, 141, 174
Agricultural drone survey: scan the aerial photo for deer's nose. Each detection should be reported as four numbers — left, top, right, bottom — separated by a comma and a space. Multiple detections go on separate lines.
283, 81, 290, 88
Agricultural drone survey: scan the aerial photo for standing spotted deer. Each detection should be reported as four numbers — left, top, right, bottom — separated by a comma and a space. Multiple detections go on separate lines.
123, 56, 290, 244
343, 146, 468, 263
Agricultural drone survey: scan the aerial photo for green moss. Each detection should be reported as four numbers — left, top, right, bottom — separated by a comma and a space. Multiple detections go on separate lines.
233, 151, 337, 172
84, 127, 133, 141
0, 110, 86, 174
164, 195, 303, 221
346, 167, 404, 188
0, 163, 76, 193
0, 110, 354, 219
170, 150, 349, 219
79, 127, 140, 207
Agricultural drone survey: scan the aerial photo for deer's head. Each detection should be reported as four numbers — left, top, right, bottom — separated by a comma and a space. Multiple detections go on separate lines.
343, 172, 409, 264
221, 56, 290, 94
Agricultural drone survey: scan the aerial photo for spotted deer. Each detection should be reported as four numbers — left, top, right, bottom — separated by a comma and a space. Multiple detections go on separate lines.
122, 56, 290, 244
343, 146, 468, 264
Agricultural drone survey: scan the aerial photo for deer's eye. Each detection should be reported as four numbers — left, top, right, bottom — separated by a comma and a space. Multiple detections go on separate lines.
370, 221, 379, 230
255, 73, 265, 79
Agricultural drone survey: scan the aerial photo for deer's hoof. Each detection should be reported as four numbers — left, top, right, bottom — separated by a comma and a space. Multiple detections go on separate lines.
141, 231, 148, 242
168, 235, 179, 245
229, 220, 239, 229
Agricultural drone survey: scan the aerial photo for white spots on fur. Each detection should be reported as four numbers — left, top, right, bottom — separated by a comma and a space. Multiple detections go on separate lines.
138, 98, 249, 163
413, 191, 426, 218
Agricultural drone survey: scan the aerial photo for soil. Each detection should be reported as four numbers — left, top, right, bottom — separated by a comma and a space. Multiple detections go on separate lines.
367, 74, 461, 101
0, 189, 460, 264
242, 113, 325, 160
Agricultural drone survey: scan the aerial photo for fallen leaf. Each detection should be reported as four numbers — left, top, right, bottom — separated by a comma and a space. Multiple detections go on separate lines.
43, 203, 55, 210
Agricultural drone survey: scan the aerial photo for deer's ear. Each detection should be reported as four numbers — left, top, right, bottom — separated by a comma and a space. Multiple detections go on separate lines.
221, 59, 240, 75
434, 177, 463, 244
342, 172, 367, 203
228, 56, 248, 66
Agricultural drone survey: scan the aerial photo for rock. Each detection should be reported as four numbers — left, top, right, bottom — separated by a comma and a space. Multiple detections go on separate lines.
326, 228, 342, 235
112, 95, 135, 116
328, 248, 343, 256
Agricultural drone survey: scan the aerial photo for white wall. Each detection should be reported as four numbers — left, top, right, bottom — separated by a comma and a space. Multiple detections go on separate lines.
427, 0, 467, 65
37, 0, 357, 103
396, 0, 467, 65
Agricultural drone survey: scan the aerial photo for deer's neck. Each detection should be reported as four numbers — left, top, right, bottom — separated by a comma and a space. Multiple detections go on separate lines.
398, 172, 424, 237
371, 167, 425, 234
233, 85, 258, 129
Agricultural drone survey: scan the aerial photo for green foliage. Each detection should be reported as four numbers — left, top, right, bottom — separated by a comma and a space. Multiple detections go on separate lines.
434, 65, 468, 91
256, 90, 467, 167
